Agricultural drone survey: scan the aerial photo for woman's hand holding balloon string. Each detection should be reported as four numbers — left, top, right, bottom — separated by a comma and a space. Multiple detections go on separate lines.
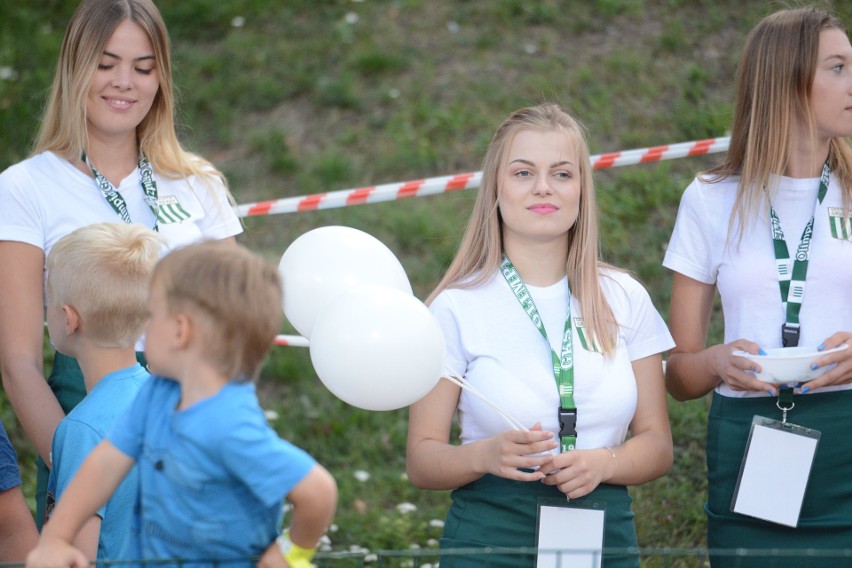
540, 447, 618, 499
470, 423, 559, 482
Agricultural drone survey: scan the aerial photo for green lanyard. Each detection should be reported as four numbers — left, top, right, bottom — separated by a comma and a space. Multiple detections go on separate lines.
769, 161, 829, 347
500, 256, 576, 452
83, 152, 160, 232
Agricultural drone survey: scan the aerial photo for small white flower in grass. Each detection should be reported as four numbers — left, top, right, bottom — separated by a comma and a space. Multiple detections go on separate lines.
388, 88, 401, 99
427, 538, 439, 547
329, 524, 338, 533
263, 409, 279, 421
446, 21, 460, 33
0, 67, 17, 81
364, 553, 378, 563
524, 43, 537, 55
319, 535, 332, 546
349, 544, 370, 554
231, 16, 245, 28
353, 470, 370, 482
345, 11, 359, 24
396, 502, 417, 514
429, 519, 445, 528
409, 543, 421, 550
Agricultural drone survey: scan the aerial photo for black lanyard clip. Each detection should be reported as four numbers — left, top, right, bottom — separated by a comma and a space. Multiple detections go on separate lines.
781, 323, 800, 347
559, 407, 578, 438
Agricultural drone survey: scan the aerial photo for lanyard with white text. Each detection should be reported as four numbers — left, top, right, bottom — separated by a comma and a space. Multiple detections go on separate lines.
770, 161, 829, 348
500, 256, 576, 452
83, 152, 160, 232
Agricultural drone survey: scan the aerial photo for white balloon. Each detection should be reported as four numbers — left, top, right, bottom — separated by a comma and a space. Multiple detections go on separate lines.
278, 226, 412, 338
309, 286, 445, 411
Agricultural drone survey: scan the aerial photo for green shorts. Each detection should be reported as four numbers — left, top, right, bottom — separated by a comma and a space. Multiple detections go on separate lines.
439, 474, 639, 567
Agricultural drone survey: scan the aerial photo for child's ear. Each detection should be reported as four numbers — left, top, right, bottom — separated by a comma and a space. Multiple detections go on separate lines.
173, 313, 193, 349
62, 304, 81, 336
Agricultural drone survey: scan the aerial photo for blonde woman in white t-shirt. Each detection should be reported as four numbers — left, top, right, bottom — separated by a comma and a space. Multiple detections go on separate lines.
407, 104, 674, 568
664, 6, 852, 566
0, 0, 242, 527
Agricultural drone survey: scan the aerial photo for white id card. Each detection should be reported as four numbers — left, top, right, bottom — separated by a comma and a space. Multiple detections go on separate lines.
536, 498, 606, 568
731, 415, 820, 527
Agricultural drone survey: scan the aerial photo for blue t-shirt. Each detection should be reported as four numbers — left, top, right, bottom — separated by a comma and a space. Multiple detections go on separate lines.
48, 363, 149, 561
107, 376, 316, 565
0, 418, 21, 492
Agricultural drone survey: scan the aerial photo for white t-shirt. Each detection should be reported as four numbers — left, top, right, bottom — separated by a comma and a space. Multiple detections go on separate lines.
430, 268, 674, 452
0, 151, 242, 261
0, 151, 243, 349
663, 174, 852, 397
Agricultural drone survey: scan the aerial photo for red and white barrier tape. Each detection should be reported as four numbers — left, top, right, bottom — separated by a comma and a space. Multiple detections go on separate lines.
238, 136, 730, 218
267, 136, 731, 348
274, 335, 310, 348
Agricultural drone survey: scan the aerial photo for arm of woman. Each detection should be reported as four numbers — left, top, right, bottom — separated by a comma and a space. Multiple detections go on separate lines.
406, 378, 558, 490
607, 354, 672, 485
540, 354, 673, 498
0, 242, 64, 464
666, 272, 771, 400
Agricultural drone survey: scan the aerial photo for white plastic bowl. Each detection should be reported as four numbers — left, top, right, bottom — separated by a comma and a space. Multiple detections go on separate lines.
732, 344, 848, 384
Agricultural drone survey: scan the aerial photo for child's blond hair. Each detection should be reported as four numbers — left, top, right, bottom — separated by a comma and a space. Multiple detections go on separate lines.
46, 222, 163, 348
151, 241, 282, 381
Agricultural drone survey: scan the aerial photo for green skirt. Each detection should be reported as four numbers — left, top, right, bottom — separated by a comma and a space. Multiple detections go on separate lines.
439, 474, 638, 568
706, 390, 852, 567
36, 351, 146, 528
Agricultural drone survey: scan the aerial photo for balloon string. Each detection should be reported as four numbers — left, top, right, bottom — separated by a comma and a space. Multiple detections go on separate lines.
443, 375, 528, 432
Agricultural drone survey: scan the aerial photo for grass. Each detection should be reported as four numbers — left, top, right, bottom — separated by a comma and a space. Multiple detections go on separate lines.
3, 0, 852, 564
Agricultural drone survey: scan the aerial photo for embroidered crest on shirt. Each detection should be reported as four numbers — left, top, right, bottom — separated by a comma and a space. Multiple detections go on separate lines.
573, 317, 602, 353
828, 207, 852, 242
157, 195, 192, 224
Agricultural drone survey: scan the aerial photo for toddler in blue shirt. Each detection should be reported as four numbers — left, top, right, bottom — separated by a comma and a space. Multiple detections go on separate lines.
29, 240, 337, 567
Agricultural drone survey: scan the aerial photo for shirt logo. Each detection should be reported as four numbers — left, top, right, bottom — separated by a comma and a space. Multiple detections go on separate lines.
573, 317, 602, 353
157, 195, 192, 224
828, 207, 852, 242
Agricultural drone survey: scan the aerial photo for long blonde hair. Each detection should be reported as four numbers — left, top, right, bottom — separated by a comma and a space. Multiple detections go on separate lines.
429, 104, 617, 354
703, 6, 852, 236
34, 0, 231, 192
